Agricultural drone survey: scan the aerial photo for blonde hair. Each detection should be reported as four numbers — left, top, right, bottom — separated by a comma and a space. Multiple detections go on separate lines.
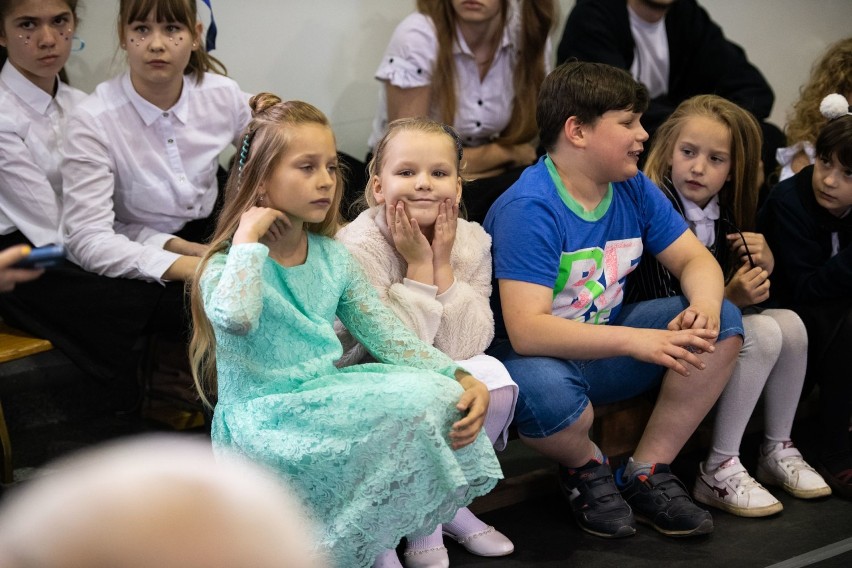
117, 0, 227, 83
0, 435, 325, 568
362, 117, 464, 211
644, 95, 763, 231
189, 94, 343, 406
415, 0, 555, 145
786, 37, 852, 147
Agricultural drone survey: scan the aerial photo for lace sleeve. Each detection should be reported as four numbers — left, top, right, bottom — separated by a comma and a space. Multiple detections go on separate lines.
201, 243, 268, 335
337, 253, 460, 379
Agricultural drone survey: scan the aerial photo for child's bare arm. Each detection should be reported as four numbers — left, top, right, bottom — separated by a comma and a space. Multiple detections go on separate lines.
498, 279, 715, 375
656, 231, 724, 334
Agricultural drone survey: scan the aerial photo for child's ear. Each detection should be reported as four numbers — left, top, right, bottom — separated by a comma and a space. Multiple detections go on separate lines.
371, 175, 385, 205
563, 116, 586, 148
455, 176, 462, 204
193, 22, 203, 50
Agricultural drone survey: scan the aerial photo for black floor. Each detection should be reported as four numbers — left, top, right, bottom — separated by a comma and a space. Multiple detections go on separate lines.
3, 379, 852, 567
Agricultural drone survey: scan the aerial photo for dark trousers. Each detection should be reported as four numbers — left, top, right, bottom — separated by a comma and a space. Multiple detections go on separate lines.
794, 301, 852, 459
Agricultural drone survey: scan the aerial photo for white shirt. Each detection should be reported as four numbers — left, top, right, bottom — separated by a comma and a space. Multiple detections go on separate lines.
61, 72, 250, 283
628, 5, 669, 99
776, 141, 815, 182
0, 62, 86, 247
369, 2, 553, 149
677, 189, 720, 248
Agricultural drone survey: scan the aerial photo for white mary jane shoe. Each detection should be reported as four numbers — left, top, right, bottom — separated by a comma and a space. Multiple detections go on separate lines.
443, 525, 514, 557
402, 545, 449, 568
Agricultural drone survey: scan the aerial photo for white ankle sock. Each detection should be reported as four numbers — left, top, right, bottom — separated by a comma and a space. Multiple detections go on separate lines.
372, 548, 403, 568
705, 451, 737, 472
443, 506, 489, 539
761, 439, 793, 456
405, 525, 443, 553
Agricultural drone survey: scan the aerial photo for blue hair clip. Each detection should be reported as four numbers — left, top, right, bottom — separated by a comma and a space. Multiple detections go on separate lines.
200, 0, 217, 51
236, 132, 251, 183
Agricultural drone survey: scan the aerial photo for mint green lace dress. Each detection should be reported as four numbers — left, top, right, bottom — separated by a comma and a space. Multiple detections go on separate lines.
201, 236, 502, 568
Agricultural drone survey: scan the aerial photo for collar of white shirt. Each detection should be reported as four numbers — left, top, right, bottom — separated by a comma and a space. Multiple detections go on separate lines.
676, 189, 720, 248
0, 61, 56, 115
120, 71, 191, 126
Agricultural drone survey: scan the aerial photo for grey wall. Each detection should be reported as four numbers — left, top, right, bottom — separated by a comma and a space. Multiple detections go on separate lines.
66, 1, 851, 158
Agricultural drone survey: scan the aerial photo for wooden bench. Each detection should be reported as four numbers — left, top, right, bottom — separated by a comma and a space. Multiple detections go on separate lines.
0, 322, 83, 484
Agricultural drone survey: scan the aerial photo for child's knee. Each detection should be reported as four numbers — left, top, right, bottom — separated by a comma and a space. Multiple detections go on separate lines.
742, 314, 783, 360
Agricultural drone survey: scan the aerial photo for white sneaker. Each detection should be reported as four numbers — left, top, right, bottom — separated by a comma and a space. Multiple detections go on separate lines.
693, 458, 783, 517
757, 442, 832, 499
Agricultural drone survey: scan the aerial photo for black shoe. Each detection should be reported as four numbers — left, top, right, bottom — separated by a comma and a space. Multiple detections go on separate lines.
559, 460, 636, 538
616, 464, 713, 537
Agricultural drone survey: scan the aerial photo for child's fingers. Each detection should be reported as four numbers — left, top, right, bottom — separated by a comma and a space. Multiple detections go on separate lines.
666, 313, 683, 331
445, 199, 459, 223
664, 346, 706, 375
663, 356, 692, 377
679, 308, 697, 329
450, 413, 484, 449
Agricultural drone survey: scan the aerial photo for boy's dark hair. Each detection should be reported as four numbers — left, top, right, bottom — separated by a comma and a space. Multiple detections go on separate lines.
815, 114, 852, 170
537, 61, 649, 152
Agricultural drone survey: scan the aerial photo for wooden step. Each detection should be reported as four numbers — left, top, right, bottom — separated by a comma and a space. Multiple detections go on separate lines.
0, 322, 53, 364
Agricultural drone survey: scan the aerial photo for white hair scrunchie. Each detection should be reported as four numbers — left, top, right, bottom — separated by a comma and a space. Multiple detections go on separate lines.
820, 93, 852, 120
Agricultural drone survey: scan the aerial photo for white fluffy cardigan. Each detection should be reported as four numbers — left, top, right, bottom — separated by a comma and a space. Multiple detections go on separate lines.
335, 205, 495, 366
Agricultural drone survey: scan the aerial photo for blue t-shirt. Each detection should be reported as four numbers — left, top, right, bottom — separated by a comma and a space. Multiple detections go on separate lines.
484, 156, 687, 335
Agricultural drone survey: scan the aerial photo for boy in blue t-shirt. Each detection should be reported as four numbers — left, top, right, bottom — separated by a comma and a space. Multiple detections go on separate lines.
484, 61, 743, 538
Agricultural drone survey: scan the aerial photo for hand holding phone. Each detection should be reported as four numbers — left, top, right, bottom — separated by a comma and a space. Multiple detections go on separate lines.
11, 244, 65, 269
0, 245, 49, 292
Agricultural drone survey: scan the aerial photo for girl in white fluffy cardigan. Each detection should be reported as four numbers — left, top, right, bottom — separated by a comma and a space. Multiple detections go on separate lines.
335, 118, 518, 567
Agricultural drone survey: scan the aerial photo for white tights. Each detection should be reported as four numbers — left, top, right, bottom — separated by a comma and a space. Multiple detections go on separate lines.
705, 310, 808, 470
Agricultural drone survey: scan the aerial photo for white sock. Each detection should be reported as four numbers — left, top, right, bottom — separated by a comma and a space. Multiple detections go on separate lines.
705, 451, 737, 473
761, 439, 793, 456
405, 525, 443, 553
443, 506, 489, 539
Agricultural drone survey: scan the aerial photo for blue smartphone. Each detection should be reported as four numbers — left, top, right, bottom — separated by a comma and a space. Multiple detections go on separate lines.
12, 244, 66, 269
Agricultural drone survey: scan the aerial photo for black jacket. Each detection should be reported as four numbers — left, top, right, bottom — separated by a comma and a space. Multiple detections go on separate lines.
557, 0, 775, 137
757, 165, 852, 307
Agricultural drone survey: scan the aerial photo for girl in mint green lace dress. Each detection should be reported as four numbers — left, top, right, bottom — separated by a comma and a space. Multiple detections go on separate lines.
189, 94, 502, 568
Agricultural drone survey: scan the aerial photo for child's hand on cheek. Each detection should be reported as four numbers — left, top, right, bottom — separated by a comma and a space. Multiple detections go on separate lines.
233, 206, 291, 246
431, 199, 458, 266
388, 201, 432, 267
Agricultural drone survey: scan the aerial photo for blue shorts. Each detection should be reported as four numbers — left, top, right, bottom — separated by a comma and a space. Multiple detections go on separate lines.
487, 296, 743, 439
